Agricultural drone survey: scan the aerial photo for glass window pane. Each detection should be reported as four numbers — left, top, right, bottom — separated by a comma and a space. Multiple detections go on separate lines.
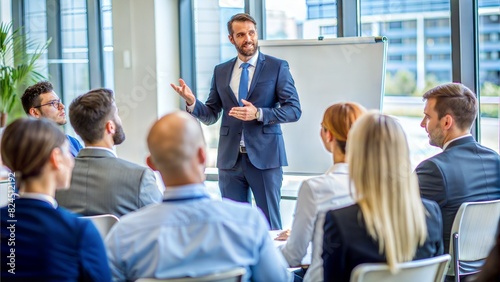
60, 0, 89, 110
361, 0, 450, 167
23, 0, 97, 140
191, 0, 244, 167
101, 0, 114, 89
265, 0, 334, 40
24, 0, 49, 78
478, 0, 500, 153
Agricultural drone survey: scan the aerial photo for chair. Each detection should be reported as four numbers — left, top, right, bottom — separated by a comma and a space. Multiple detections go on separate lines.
447, 199, 500, 282
81, 214, 119, 239
135, 267, 246, 282
349, 254, 451, 282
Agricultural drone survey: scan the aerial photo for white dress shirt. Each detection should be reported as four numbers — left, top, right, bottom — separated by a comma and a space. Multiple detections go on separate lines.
279, 163, 355, 282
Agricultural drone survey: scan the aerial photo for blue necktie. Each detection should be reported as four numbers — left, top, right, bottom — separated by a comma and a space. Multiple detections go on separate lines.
238, 63, 250, 106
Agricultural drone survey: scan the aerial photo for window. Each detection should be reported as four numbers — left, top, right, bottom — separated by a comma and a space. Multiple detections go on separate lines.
319, 25, 336, 36
389, 38, 402, 44
478, 1, 500, 152
265, 0, 336, 40
20, 0, 112, 138
361, 0, 451, 166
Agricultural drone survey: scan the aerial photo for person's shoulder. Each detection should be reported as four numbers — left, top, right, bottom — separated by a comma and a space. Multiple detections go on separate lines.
260, 52, 285, 62
303, 171, 349, 190
218, 199, 266, 223
474, 142, 500, 158
215, 57, 237, 69
326, 203, 359, 220
56, 206, 82, 220
113, 156, 151, 172
415, 153, 444, 172
55, 206, 93, 230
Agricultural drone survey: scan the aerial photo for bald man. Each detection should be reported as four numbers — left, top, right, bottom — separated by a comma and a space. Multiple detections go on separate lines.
105, 111, 292, 282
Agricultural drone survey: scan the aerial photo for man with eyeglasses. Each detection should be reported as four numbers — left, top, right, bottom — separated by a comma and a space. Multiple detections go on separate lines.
21, 81, 83, 157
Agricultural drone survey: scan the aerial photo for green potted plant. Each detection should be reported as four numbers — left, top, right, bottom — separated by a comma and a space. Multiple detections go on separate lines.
0, 21, 51, 127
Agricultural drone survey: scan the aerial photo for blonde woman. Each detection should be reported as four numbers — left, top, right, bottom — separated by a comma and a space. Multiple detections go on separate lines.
278, 102, 366, 282
322, 112, 443, 282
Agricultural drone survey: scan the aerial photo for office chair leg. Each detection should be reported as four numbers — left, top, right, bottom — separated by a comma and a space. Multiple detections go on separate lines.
453, 233, 460, 282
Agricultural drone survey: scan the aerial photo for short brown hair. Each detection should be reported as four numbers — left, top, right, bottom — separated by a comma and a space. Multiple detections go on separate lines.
227, 13, 257, 35
423, 83, 478, 130
322, 102, 366, 154
1, 118, 65, 182
69, 88, 115, 143
21, 81, 54, 114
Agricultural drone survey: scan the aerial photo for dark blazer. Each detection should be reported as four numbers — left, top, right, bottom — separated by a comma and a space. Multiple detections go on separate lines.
322, 199, 444, 282
191, 52, 301, 170
416, 136, 500, 252
0, 198, 111, 281
55, 148, 163, 217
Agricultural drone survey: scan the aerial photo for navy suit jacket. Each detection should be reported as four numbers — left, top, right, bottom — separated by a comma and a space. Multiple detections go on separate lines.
192, 52, 301, 170
0, 198, 111, 281
416, 136, 500, 252
322, 200, 444, 282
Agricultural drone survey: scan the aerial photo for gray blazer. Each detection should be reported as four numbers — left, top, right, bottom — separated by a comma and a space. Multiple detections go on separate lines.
416, 136, 500, 252
56, 148, 163, 217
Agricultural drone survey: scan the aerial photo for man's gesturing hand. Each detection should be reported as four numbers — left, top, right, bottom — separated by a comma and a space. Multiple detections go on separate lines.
229, 99, 258, 121
170, 78, 196, 106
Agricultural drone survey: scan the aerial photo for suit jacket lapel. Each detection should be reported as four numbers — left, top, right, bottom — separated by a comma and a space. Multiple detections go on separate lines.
223, 58, 239, 106
247, 53, 266, 100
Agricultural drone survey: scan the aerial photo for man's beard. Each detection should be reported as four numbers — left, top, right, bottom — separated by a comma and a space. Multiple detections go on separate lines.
428, 126, 444, 148
236, 40, 258, 57
113, 122, 126, 145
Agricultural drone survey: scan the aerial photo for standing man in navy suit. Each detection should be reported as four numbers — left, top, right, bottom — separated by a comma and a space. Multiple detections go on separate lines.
416, 83, 500, 255
171, 13, 301, 229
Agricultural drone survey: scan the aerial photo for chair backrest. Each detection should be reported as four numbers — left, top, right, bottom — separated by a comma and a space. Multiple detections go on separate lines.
135, 267, 246, 282
81, 214, 119, 239
447, 199, 500, 277
350, 254, 451, 282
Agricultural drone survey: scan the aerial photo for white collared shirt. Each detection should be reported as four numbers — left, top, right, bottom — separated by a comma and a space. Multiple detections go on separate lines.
20, 192, 58, 208
230, 51, 259, 100
442, 134, 472, 150
186, 51, 260, 113
84, 146, 117, 157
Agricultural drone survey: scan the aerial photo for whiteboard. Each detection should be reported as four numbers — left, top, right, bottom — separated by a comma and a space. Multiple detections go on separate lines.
260, 36, 387, 174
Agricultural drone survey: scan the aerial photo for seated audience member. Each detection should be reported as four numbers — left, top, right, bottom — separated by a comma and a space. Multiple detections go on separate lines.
55, 88, 162, 217
21, 81, 83, 157
322, 112, 444, 282
0, 118, 111, 281
105, 111, 292, 282
416, 83, 500, 254
277, 102, 366, 282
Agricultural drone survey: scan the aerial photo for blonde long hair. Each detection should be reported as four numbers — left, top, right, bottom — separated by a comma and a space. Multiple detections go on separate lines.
347, 112, 427, 272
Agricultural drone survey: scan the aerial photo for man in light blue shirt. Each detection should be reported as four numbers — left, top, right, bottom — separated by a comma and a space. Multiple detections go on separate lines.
105, 111, 292, 282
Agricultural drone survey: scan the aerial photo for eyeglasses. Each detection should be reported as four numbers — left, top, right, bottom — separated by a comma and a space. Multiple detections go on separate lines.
33, 99, 62, 110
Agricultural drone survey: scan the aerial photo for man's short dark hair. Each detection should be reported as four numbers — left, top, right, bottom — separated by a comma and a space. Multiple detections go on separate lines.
422, 83, 478, 131
227, 13, 257, 36
21, 81, 54, 114
69, 88, 115, 144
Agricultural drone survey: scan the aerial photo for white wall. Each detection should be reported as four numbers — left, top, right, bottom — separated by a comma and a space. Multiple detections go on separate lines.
112, 0, 180, 165
0, 0, 12, 22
